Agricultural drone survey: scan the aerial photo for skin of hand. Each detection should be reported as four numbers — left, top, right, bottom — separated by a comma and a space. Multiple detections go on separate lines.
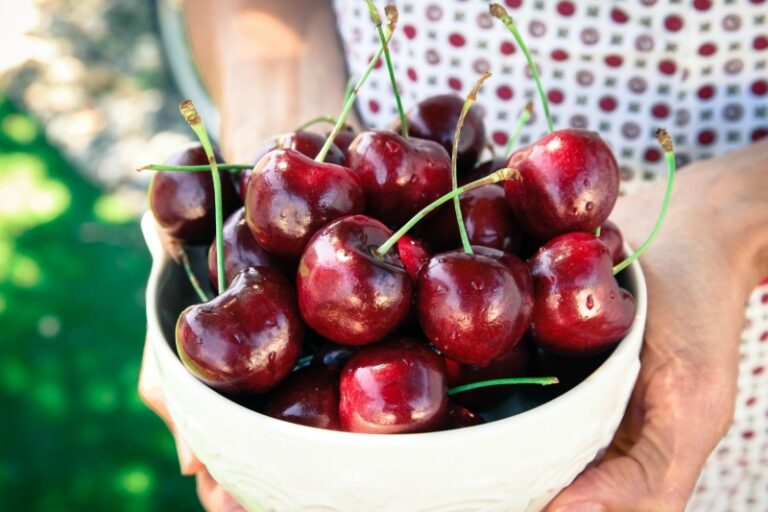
547, 140, 768, 512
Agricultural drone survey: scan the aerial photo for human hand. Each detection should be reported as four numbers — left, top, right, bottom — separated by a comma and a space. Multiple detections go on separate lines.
138, 339, 246, 512
547, 149, 768, 511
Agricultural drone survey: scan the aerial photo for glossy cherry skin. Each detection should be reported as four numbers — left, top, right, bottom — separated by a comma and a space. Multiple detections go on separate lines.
297, 215, 413, 346
420, 185, 522, 254
149, 142, 239, 244
444, 338, 531, 410
345, 130, 452, 227
329, 126, 357, 156
504, 129, 620, 240
176, 267, 304, 394
239, 132, 345, 197
313, 341, 358, 370
397, 234, 431, 280
339, 337, 449, 434
417, 246, 533, 365
446, 403, 485, 429
208, 207, 283, 290
528, 232, 636, 356
599, 220, 624, 265
245, 149, 365, 259
265, 365, 341, 430
394, 94, 486, 174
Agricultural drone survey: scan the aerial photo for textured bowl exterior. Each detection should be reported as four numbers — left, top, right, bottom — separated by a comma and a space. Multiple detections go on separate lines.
142, 213, 647, 512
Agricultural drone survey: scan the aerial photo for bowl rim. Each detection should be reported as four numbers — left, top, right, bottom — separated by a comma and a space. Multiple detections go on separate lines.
143, 212, 647, 446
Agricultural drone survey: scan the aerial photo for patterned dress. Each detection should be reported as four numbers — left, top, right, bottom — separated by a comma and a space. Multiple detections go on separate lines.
332, 1, 768, 510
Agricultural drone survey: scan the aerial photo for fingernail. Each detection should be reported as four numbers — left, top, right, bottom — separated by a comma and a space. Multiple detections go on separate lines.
177, 439, 198, 476
554, 502, 608, 512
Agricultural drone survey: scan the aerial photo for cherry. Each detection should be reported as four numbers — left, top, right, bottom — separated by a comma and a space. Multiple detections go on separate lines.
446, 403, 485, 429
244, 148, 365, 259
207, 207, 283, 289
599, 220, 625, 265
503, 129, 620, 240
528, 232, 636, 356
393, 94, 486, 174
417, 246, 533, 365
265, 364, 341, 430
444, 339, 530, 410
239, 132, 345, 198
396, 234, 431, 280
339, 337, 448, 434
176, 267, 304, 394
420, 184, 522, 254
345, 129, 452, 227
313, 341, 358, 370
149, 142, 239, 244
329, 126, 357, 156
463, 157, 509, 185
297, 215, 413, 346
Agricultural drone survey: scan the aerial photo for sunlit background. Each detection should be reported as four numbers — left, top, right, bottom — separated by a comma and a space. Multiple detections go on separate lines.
0, 0, 202, 510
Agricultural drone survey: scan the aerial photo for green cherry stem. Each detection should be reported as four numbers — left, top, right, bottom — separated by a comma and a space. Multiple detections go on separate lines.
138, 163, 252, 173
490, 3, 553, 133
295, 355, 314, 369
452, 71, 492, 255
613, 128, 676, 275
595, 226, 602, 237
179, 100, 226, 293
343, 76, 356, 104
365, 1, 408, 138
503, 99, 533, 158
295, 115, 338, 132
176, 245, 212, 303
315, 7, 396, 163
375, 166, 519, 257
448, 376, 559, 396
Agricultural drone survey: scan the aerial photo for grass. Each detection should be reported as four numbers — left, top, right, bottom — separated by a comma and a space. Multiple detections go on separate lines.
0, 98, 201, 511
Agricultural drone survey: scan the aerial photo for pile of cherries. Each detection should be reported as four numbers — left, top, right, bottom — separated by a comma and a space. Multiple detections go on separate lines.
145, 3, 665, 435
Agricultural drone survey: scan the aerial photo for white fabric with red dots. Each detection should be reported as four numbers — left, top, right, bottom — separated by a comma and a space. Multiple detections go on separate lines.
332, 1, 768, 509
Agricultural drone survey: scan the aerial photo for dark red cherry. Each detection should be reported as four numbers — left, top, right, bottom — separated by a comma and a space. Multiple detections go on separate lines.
149, 142, 239, 244
444, 338, 530, 410
462, 157, 509, 185
313, 341, 358, 370
239, 132, 345, 197
330, 126, 357, 156
176, 267, 304, 394
417, 246, 533, 365
528, 232, 636, 356
245, 149, 365, 259
504, 129, 620, 240
208, 207, 283, 290
599, 220, 624, 265
297, 215, 413, 346
345, 129, 452, 226
394, 94, 486, 173
265, 365, 341, 430
339, 337, 449, 434
397, 234, 431, 280
420, 184, 522, 254
446, 403, 485, 429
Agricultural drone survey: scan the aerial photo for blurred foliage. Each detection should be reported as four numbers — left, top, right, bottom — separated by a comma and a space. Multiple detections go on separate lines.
0, 98, 201, 511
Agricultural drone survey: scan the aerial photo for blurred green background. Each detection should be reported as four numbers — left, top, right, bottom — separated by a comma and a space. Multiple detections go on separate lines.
0, 1, 202, 510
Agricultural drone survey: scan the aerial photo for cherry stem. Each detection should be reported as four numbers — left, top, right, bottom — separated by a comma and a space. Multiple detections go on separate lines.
295, 355, 314, 369
176, 245, 211, 302
375, 167, 519, 257
364, 1, 408, 138
179, 100, 226, 293
490, 4, 553, 134
503, 100, 533, 158
448, 376, 559, 396
595, 226, 602, 237
452, 72, 492, 255
315, 8, 396, 162
138, 163, 252, 173
343, 76, 355, 103
294, 115, 338, 132
613, 128, 676, 275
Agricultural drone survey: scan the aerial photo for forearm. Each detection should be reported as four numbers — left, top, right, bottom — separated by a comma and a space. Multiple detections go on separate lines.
184, 0, 348, 160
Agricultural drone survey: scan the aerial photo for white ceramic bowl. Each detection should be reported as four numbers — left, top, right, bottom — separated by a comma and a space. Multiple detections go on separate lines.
142, 212, 647, 512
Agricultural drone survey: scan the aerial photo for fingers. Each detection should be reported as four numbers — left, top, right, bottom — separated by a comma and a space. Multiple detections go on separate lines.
138, 338, 204, 476
197, 469, 248, 512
